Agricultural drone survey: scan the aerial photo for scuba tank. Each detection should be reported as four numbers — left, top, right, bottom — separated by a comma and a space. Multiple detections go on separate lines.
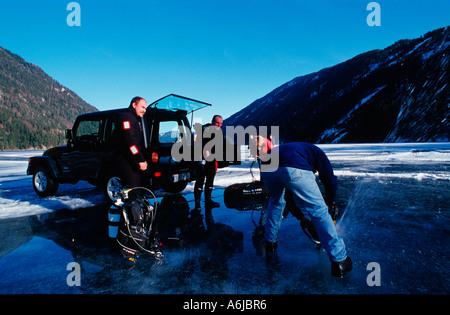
109, 187, 163, 260
108, 199, 123, 239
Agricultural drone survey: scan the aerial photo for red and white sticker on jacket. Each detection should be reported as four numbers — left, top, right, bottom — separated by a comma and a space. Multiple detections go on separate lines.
123, 121, 131, 130
129, 145, 139, 155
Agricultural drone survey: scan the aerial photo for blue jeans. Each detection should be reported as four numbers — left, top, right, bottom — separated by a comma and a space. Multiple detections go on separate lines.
261, 167, 347, 262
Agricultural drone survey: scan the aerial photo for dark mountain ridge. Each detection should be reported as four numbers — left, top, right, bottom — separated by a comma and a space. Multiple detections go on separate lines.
224, 26, 449, 143
0, 47, 98, 150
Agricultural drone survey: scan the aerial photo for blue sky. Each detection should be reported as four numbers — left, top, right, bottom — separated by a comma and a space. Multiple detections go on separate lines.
0, 0, 449, 124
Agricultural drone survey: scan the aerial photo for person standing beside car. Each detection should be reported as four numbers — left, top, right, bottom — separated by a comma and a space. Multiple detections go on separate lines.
193, 115, 224, 209
115, 96, 148, 188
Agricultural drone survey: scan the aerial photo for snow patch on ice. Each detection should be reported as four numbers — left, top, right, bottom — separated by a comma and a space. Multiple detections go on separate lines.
335, 170, 448, 181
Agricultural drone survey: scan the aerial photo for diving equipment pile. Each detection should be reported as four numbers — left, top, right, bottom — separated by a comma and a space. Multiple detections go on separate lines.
108, 187, 163, 260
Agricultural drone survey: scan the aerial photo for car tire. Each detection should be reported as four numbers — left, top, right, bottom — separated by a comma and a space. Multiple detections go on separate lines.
32, 166, 59, 197
103, 173, 123, 204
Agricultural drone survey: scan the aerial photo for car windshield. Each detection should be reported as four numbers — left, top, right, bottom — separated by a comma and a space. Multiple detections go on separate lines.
148, 94, 211, 113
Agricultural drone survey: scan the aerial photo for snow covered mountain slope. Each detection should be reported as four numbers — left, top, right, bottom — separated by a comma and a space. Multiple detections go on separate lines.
224, 26, 449, 143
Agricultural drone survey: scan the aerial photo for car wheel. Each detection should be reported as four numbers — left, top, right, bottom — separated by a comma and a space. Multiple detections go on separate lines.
104, 174, 123, 203
33, 166, 59, 197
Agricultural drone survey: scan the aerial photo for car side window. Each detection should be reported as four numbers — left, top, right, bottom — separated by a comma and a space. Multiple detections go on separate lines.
102, 117, 115, 143
75, 119, 101, 140
159, 120, 183, 143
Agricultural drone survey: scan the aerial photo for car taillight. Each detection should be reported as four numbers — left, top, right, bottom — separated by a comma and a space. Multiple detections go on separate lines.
151, 152, 159, 163
154, 172, 162, 177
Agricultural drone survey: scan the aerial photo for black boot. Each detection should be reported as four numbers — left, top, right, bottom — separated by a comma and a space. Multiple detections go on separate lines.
265, 240, 278, 252
331, 256, 353, 278
205, 187, 220, 208
194, 187, 202, 209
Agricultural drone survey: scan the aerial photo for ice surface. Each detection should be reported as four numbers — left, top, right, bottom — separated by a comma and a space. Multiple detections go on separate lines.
1, 143, 447, 219
0, 143, 449, 294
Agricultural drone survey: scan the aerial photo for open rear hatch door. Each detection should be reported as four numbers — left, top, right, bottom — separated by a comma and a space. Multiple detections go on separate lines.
148, 94, 211, 114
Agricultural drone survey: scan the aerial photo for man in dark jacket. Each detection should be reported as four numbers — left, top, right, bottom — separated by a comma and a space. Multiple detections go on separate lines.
193, 115, 223, 209
115, 96, 148, 188
259, 141, 352, 278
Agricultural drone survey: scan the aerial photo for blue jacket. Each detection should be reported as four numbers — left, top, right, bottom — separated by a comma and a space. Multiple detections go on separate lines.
269, 142, 337, 205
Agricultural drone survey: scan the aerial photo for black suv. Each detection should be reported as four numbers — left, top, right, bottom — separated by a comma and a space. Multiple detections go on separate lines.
27, 94, 238, 202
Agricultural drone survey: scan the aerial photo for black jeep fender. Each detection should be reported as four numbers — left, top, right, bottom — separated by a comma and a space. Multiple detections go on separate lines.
27, 156, 60, 179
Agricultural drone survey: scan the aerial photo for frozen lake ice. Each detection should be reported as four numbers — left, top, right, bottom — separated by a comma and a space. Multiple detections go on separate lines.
0, 143, 448, 295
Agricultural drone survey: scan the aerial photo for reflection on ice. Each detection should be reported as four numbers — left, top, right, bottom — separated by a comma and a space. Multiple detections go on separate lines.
0, 236, 81, 294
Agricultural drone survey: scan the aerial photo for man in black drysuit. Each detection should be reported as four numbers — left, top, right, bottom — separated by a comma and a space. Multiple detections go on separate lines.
115, 96, 148, 188
193, 115, 224, 209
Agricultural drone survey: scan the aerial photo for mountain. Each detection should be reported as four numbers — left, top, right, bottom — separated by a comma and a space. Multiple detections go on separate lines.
224, 26, 449, 143
0, 47, 98, 150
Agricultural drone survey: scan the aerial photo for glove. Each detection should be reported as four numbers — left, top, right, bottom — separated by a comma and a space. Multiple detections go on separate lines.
328, 202, 338, 223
